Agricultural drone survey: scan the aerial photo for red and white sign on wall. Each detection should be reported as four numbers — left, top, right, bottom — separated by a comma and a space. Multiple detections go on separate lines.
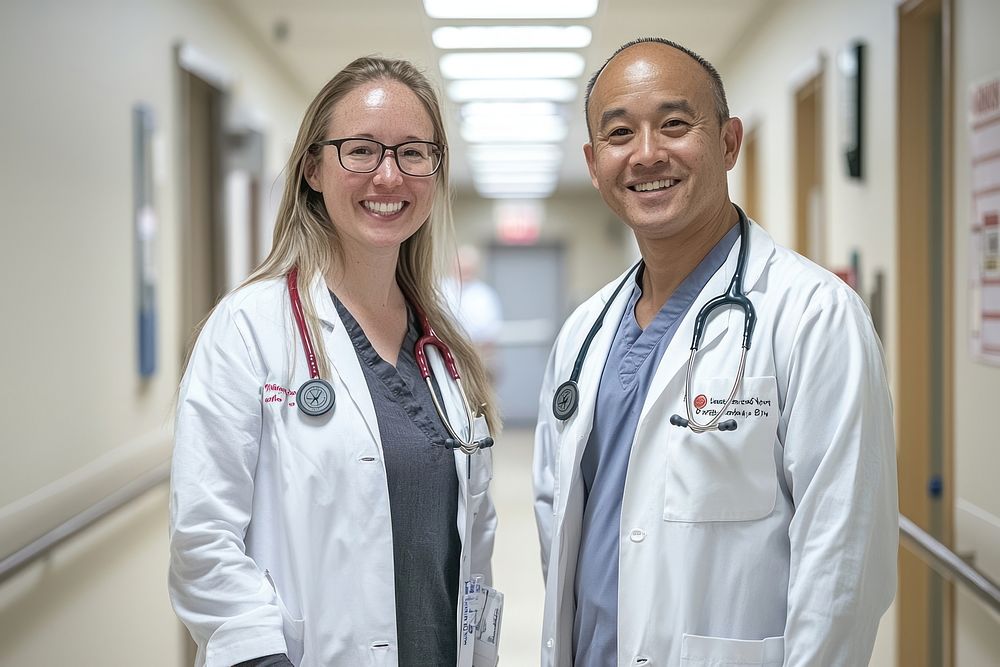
970, 75, 1000, 365
494, 201, 542, 245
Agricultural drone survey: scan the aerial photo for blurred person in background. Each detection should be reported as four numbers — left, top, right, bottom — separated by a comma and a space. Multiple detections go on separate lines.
444, 244, 504, 381
533, 38, 897, 667
169, 56, 500, 667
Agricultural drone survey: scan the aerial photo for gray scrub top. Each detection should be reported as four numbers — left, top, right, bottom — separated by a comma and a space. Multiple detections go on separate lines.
332, 292, 461, 667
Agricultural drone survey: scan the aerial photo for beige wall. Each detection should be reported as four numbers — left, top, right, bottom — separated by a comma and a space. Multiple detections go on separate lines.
952, 0, 1000, 663
722, 0, 1000, 664
725, 0, 899, 366
0, 0, 307, 663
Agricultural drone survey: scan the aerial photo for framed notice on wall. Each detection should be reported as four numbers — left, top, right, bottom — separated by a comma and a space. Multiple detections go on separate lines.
969, 76, 1000, 365
134, 104, 157, 377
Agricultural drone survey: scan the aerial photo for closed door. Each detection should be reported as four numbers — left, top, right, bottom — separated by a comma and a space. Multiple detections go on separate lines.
488, 244, 565, 426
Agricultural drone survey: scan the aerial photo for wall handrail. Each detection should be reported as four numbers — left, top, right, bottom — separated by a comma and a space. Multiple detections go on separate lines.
900, 514, 1000, 616
0, 461, 170, 583
3, 467, 999, 620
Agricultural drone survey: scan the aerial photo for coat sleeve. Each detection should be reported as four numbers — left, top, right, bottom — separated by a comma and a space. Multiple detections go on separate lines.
779, 287, 898, 666
533, 343, 561, 579
169, 300, 288, 666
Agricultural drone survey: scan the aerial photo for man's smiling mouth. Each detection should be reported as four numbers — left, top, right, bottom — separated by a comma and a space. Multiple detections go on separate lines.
629, 179, 678, 192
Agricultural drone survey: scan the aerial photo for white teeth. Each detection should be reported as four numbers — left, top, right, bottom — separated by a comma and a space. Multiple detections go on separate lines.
363, 201, 404, 215
633, 179, 676, 192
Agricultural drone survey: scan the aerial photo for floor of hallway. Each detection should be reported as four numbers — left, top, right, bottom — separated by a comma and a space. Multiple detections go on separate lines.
490, 427, 545, 665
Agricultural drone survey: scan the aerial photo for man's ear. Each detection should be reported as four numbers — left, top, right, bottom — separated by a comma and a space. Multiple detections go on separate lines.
304, 152, 322, 192
721, 116, 744, 171
583, 142, 599, 190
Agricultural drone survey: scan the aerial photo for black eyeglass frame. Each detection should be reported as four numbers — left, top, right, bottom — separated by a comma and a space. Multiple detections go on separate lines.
311, 137, 446, 177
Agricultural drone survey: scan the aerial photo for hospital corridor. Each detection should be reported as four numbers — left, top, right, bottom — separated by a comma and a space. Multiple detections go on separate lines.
2, 0, 1000, 665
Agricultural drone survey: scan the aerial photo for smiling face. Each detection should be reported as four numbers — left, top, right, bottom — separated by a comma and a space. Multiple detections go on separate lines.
584, 43, 742, 244
305, 79, 438, 259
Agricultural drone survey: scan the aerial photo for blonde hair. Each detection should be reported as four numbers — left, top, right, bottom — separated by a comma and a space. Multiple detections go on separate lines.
190, 56, 500, 432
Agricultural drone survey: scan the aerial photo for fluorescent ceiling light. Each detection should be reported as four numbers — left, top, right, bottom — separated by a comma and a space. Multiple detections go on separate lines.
467, 144, 563, 163
475, 174, 558, 187
479, 192, 551, 199
432, 26, 592, 50
462, 116, 567, 143
475, 182, 557, 199
424, 0, 598, 19
462, 101, 561, 120
448, 79, 578, 102
440, 52, 585, 79
470, 161, 561, 173
474, 163, 559, 176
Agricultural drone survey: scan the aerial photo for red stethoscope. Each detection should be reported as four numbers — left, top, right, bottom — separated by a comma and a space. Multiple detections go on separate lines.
286, 268, 493, 455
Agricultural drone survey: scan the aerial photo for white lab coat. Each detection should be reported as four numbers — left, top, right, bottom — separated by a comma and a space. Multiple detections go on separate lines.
170, 275, 496, 667
533, 220, 897, 667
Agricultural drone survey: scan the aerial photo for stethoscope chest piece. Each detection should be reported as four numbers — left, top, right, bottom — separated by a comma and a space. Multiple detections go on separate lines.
552, 380, 580, 420
297, 378, 335, 416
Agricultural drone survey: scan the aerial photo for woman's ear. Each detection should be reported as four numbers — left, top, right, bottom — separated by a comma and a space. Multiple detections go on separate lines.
304, 152, 322, 192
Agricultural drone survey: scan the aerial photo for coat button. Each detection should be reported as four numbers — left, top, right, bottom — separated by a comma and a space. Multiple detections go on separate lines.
546, 638, 554, 648
629, 528, 646, 542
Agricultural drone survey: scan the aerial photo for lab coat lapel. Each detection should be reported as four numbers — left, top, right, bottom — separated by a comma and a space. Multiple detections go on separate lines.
309, 275, 381, 446
559, 267, 638, 484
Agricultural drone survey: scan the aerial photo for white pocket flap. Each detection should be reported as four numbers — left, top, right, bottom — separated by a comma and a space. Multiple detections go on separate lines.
680, 633, 784, 666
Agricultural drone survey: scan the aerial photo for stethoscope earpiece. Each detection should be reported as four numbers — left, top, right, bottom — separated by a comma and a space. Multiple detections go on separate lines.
669, 414, 689, 428
670, 414, 739, 432
445, 436, 494, 452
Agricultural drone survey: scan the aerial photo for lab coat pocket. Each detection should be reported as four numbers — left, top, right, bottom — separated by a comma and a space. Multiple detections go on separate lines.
680, 633, 784, 666
663, 376, 779, 522
468, 416, 494, 497
265, 570, 305, 664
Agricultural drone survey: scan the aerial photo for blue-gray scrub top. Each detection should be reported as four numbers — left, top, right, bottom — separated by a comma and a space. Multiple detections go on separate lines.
572, 224, 740, 666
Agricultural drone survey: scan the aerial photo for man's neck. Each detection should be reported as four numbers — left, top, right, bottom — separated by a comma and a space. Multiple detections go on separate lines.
633, 202, 739, 329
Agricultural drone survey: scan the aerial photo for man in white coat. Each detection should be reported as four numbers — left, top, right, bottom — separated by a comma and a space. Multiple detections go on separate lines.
533, 38, 898, 667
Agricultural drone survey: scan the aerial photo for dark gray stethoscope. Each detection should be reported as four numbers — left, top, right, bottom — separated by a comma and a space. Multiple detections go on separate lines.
286, 268, 493, 454
551, 208, 757, 434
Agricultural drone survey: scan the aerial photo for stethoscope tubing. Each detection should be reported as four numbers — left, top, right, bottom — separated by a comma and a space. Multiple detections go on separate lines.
411, 304, 485, 455
286, 268, 491, 452
553, 206, 756, 436
288, 268, 320, 380
672, 210, 755, 433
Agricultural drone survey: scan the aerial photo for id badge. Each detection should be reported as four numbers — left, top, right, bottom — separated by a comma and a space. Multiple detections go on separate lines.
461, 577, 504, 666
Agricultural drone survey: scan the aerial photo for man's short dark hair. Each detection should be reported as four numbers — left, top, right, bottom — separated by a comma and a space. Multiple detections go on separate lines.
584, 37, 730, 141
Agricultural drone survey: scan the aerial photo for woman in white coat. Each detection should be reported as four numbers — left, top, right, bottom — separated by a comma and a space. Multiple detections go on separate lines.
169, 56, 498, 667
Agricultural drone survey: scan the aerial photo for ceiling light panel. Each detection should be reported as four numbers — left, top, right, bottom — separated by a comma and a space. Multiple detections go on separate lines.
475, 183, 557, 199
448, 79, 578, 103
440, 52, 585, 79
424, 0, 599, 19
467, 144, 563, 163
474, 173, 559, 187
461, 116, 568, 143
469, 160, 562, 173
432, 26, 592, 50
462, 101, 561, 120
